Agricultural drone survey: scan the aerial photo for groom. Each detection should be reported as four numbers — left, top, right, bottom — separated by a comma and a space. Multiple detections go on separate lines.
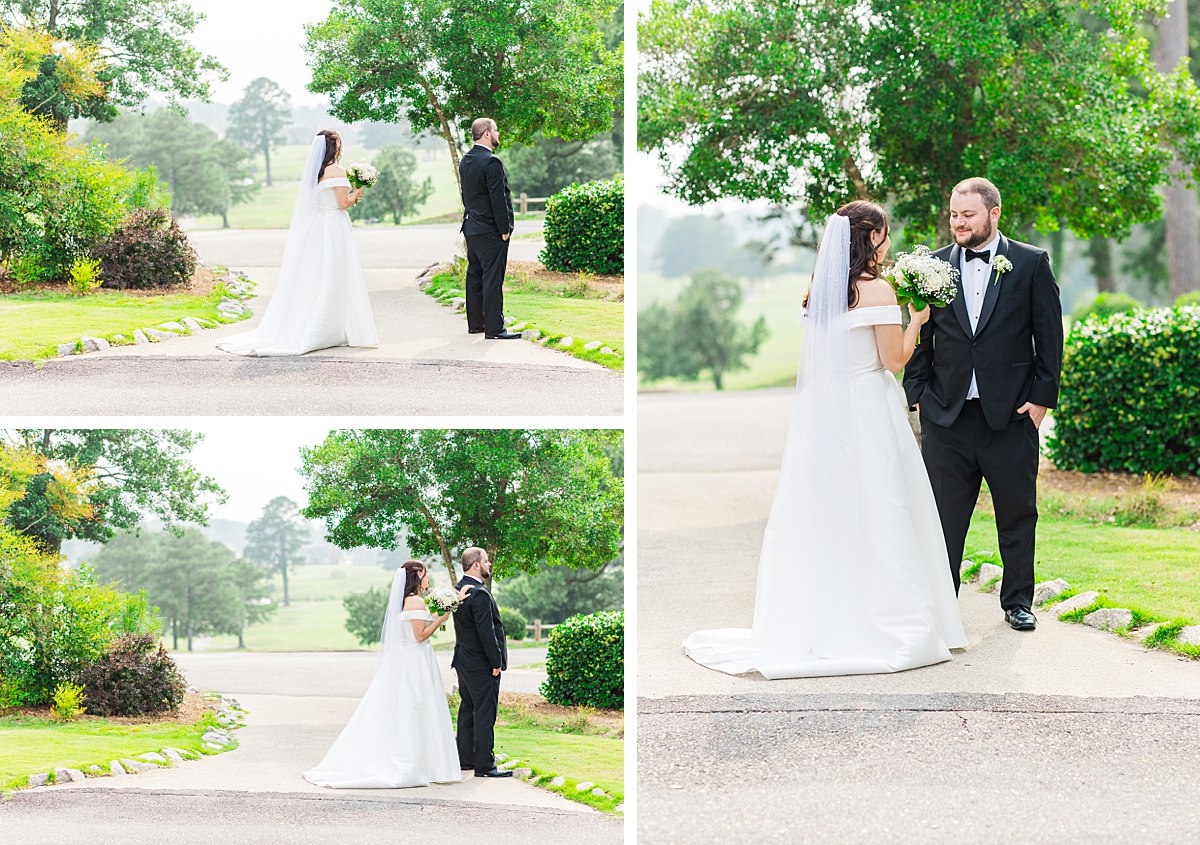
452, 546, 511, 777
903, 177, 1063, 631
459, 118, 519, 340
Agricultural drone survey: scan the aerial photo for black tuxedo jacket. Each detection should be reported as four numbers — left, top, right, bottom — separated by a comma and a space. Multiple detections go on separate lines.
903, 234, 1063, 431
451, 576, 508, 673
458, 145, 514, 237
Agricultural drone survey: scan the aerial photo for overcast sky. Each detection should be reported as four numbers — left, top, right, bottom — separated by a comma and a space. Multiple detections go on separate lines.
191, 0, 335, 106
186, 421, 333, 522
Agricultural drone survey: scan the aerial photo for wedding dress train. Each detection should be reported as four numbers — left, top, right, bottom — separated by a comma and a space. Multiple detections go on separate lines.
217, 138, 378, 357
684, 216, 967, 679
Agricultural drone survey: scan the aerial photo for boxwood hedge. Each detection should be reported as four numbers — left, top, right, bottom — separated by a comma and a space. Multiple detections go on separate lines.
539, 610, 623, 709
539, 179, 623, 276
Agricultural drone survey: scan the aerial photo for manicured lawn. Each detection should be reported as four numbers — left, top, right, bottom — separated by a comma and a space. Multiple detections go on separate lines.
966, 510, 1200, 621
0, 287, 244, 361
0, 714, 217, 791
495, 727, 623, 810
189, 145, 461, 230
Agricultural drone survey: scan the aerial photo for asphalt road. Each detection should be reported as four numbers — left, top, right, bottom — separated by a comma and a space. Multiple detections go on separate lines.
0, 649, 621, 844
0, 226, 623, 416
637, 389, 1200, 844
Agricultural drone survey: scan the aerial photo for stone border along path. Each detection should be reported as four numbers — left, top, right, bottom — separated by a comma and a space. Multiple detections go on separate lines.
963, 557, 1200, 651
417, 263, 624, 360
19, 695, 244, 790
54, 268, 255, 358
494, 753, 623, 814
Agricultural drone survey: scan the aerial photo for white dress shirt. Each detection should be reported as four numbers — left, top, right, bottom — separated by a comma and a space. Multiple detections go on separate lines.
960, 232, 1001, 400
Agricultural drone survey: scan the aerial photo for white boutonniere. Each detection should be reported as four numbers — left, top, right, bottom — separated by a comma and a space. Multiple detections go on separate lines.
992, 255, 1013, 285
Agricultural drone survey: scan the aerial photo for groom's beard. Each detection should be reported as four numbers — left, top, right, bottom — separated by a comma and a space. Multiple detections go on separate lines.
955, 220, 996, 249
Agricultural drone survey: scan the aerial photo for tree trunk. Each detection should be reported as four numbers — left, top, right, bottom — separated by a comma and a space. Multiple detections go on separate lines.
263, 131, 273, 187
238, 627, 245, 650
1049, 228, 1065, 279
421, 81, 463, 203
280, 552, 290, 607
222, 210, 229, 229
1155, 0, 1200, 298
1086, 236, 1116, 293
172, 617, 178, 650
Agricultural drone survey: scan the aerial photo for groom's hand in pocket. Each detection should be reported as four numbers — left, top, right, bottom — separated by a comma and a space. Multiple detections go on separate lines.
1017, 402, 1046, 428
492, 668, 501, 677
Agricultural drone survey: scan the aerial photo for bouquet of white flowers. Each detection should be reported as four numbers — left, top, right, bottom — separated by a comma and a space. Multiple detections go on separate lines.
424, 585, 463, 616
345, 161, 379, 189
882, 245, 960, 311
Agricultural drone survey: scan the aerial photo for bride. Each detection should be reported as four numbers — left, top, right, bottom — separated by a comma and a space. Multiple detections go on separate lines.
217, 130, 379, 357
684, 201, 967, 679
303, 561, 473, 788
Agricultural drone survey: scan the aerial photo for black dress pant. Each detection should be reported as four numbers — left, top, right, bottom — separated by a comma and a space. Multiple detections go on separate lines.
464, 231, 509, 336
920, 399, 1040, 611
455, 667, 500, 773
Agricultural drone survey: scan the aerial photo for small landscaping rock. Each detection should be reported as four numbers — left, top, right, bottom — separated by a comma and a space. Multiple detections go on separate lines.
138, 752, 167, 764
143, 328, 175, 341
976, 563, 1003, 589
1054, 591, 1101, 617
509, 322, 527, 332
1178, 626, 1200, 646
1132, 623, 1163, 642
86, 765, 102, 775
1033, 578, 1070, 607
616, 804, 624, 814
157, 322, 187, 333
521, 329, 541, 341
450, 297, 466, 311
109, 760, 126, 776
54, 767, 85, 783
513, 768, 533, 779
575, 781, 595, 792
80, 336, 110, 352
495, 753, 509, 763
504, 316, 515, 326
959, 560, 976, 582
182, 317, 204, 332
550, 776, 566, 787
591, 787, 606, 797
1083, 607, 1133, 631
600, 346, 617, 355
133, 329, 149, 344
28, 773, 49, 787
584, 340, 602, 351
57, 343, 77, 357
120, 758, 156, 773
557, 336, 575, 347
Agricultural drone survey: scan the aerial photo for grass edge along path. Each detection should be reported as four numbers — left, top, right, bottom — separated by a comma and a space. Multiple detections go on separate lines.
423, 270, 624, 370
0, 698, 240, 794
0, 280, 251, 362
965, 512, 1200, 660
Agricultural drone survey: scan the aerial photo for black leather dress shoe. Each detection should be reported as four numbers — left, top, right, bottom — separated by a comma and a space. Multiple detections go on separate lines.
468, 328, 485, 334
485, 331, 521, 340
475, 768, 514, 778
1005, 607, 1037, 631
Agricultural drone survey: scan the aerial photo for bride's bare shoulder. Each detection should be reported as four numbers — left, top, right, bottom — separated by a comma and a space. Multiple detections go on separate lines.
324, 164, 346, 178
402, 594, 424, 610
853, 277, 898, 309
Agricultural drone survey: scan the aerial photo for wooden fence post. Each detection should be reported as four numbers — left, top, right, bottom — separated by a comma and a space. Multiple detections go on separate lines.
520, 192, 528, 214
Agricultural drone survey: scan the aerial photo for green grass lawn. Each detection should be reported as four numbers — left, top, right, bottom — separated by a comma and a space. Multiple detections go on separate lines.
495, 727, 623, 811
426, 270, 624, 369
966, 510, 1200, 622
0, 286, 246, 361
189, 145, 461, 230
0, 712, 222, 791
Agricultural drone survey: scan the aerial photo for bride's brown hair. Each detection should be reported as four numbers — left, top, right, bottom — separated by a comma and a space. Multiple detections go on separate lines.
400, 560, 426, 601
317, 130, 341, 181
803, 200, 889, 309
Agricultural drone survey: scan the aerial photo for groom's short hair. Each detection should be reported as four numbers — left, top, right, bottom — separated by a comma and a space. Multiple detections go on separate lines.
953, 177, 1001, 211
471, 118, 497, 141
462, 547, 485, 571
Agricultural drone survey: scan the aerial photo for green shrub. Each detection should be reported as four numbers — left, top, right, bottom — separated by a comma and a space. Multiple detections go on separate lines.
7, 252, 49, 286
540, 610, 623, 709
92, 208, 196, 290
50, 681, 87, 721
1070, 291, 1142, 323
68, 256, 103, 294
539, 179, 623, 276
499, 606, 528, 641
76, 633, 186, 717
343, 585, 389, 647
1174, 291, 1200, 309
1049, 308, 1200, 474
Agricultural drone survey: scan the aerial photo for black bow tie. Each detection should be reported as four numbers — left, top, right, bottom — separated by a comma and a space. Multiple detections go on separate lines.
965, 248, 992, 263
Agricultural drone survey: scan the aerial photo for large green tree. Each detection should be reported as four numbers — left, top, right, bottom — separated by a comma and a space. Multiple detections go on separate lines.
242, 496, 309, 608
0, 0, 226, 128
226, 77, 292, 188
300, 429, 624, 588
639, 0, 1200, 243
1, 429, 224, 553
85, 109, 258, 227
304, 0, 622, 194
503, 132, 619, 198
351, 144, 433, 224
495, 554, 623, 625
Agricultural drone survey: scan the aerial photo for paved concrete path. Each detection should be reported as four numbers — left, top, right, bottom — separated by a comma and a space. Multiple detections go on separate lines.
0, 226, 623, 416
0, 650, 621, 844
637, 389, 1200, 844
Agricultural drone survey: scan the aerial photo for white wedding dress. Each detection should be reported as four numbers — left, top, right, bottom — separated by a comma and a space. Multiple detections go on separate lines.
684, 215, 967, 679
217, 137, 378, 357
303, 574, 460, 788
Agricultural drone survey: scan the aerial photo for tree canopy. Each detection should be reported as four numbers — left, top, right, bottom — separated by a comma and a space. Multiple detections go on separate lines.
639, 0, 1200, 242
226, 77, 292, 187
299, 429, 624, 587
243, 496, 309, 607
